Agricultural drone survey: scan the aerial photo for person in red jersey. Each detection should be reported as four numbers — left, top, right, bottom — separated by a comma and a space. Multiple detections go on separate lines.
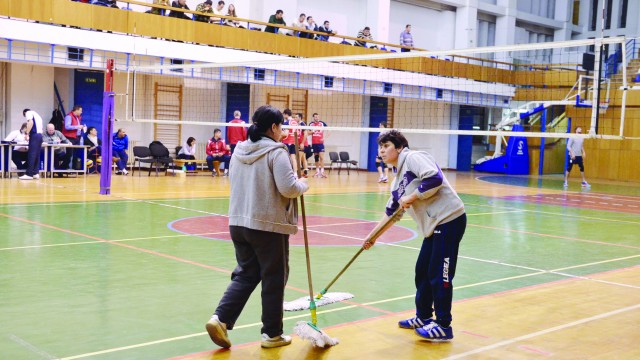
309, 112, 328, 178
227, 110, 247, 155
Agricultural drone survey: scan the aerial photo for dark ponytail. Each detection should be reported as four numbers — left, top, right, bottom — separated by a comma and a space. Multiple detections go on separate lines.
248, 105, 284, 142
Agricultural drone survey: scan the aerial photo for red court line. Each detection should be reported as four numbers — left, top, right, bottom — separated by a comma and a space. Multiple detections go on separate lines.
0, 212, 392, 314
502, 194, 640, 214
468, 223, 640, 250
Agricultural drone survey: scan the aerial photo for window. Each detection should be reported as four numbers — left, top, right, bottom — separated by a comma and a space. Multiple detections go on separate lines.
324, 76, 334, 88
572, 0, 580, 25
589, 0, 598, 31
436, 89, 444, 99
67, 47, 85, 62
619, 0, 628, 28
605, 0, 613, 29
170, 59, 183, 73
383, 83, 393, 93
253, 68, 265, 81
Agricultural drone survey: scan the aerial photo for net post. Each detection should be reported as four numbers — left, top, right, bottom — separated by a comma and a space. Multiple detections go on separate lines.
590, 38, 603, 135
100, 59, 115, 195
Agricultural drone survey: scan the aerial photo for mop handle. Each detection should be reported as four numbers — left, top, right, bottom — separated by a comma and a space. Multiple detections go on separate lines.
294, 130, 318, 325
316, 207, 403, 299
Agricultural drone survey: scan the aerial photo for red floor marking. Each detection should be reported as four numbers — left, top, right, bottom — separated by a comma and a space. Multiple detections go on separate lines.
519, 345, 553, 356
502, 193, 640, 214
170, 215, 417, 246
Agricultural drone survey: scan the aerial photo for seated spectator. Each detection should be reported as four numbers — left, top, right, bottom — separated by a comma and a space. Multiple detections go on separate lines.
224, 4, 244, 28
149, 0, 170, 16
195, 0, 214, 22
206, 129, 231, 176
91, 0, 118, 8
84, 126, 101, 158
303, 16, 318, 39
265, 9, 285, 34
211, 0, 225, 24
292, 13, 307, 37
355, 26, 376, 48
168, 0, 191, 20
84, 126, 101, 173
177, 136, 197, 170
43, 124, 72, 172
4, 122, 29, 170
112, 128, 129, 175
317, 20, 337, 41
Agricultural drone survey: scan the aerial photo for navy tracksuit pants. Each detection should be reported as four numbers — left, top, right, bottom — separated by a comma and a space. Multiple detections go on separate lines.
415, 213, 466, 328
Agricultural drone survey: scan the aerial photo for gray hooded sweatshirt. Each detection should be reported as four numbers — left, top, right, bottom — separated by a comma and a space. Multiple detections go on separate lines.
386, 148, 465, 238
228, 137, 309, 235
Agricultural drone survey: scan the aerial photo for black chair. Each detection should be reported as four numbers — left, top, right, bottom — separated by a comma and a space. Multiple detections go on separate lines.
131, 146, 154, 176
148, 142, 175, 176
328, 151, 341, 173
339, 152, 358, 175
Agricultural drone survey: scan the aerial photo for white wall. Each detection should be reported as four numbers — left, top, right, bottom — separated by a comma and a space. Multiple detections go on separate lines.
389, 1, 456, 50
6, 63, 54, 133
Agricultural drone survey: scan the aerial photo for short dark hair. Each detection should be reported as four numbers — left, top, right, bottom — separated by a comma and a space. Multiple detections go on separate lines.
364, 26, 370, 31
248, 105, 284, 142
214, 128, 222, 135
87, 126, 96, 133
312, 112, 318, 117
187, 136, 196, 145
297, 113, 304, 119
283, 108, 292, 116
276, 9, 283, 15
377, 130, 409, 149
218, 1, 225, 5
406, 24, 411, 28
23, 109, 30, 116
324, 20, 329, 25
379, 121, 387, 128
299, 13, 306, 18
72, 105, 82, 112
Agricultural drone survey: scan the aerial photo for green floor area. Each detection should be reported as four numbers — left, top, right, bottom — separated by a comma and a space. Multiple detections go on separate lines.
1, 190, 638, 359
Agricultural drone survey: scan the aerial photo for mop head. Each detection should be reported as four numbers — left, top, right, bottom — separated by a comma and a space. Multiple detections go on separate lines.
284, 292, 354, 311
294, 321, 339, 347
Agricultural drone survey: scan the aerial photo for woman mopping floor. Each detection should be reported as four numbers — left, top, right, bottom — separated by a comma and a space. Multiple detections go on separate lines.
205, 105, 309, 349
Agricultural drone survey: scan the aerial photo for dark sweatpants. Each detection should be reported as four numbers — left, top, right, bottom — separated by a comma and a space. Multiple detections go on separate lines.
215, 226, 289, 337
415, 213, 466, 328
26, 133, 43, 177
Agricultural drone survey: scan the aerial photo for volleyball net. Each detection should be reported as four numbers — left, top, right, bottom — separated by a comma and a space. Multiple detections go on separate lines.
118, 36, 631, 168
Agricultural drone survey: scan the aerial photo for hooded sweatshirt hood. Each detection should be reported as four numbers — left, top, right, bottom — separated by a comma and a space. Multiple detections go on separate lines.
233, 137, 286, 165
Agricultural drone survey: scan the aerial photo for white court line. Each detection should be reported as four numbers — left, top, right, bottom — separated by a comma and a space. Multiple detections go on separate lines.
57, 259, 640, 360
384, 241, 640, 289
0, 232, 230, 251
465, 201, 640, 225
442, 303, 640, 360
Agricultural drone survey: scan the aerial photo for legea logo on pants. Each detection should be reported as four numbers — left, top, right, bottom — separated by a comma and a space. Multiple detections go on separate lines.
443, 257, 450, 283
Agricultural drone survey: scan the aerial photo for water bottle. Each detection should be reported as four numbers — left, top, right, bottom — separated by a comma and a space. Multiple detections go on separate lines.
182, 165, 186, 171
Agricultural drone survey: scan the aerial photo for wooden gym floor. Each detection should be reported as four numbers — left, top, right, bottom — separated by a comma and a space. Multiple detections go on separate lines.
0, 170, 638, 359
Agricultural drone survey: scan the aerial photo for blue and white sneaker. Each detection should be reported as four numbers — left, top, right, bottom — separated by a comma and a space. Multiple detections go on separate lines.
415, 322, 453, 341
581, 181, 590, 188
398, 316, 433, 329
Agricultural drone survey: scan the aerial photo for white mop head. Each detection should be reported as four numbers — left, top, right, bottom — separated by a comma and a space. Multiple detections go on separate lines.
283, 292, 354, 311
294, 321, 339, 347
